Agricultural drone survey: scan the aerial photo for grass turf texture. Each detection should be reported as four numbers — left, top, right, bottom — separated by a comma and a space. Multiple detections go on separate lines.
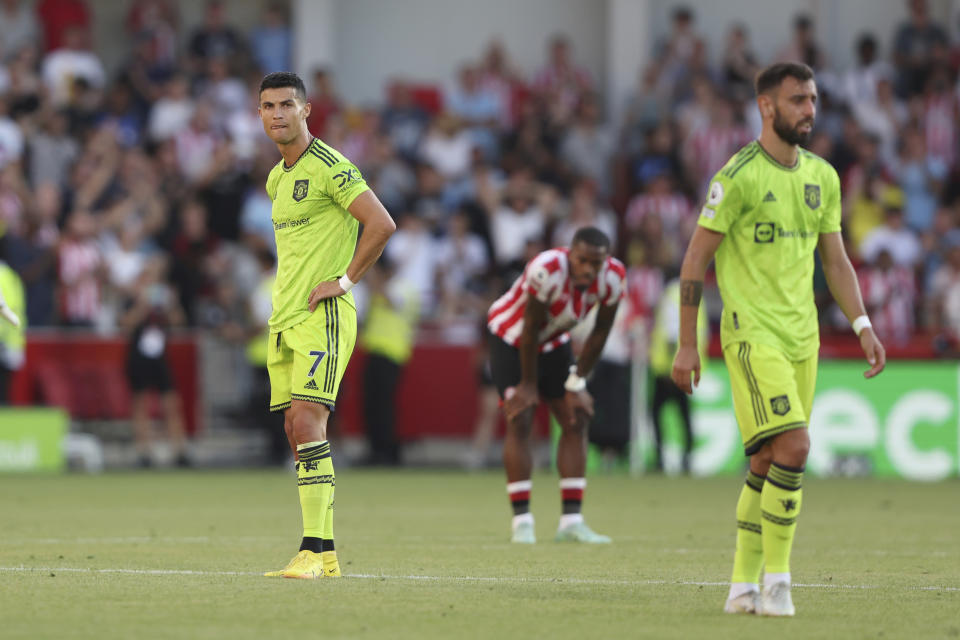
1, 471, 957, 640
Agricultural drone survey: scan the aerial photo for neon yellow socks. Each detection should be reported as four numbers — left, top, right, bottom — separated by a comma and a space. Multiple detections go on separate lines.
731, 470, 765, 584
761, 462, 804, 575
296, 441, 334, 541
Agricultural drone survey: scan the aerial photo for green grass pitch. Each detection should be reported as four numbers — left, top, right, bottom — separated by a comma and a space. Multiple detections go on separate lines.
1, 470, 957, 639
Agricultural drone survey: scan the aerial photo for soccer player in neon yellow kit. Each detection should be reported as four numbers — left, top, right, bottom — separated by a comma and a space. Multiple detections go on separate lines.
258, 71, 395, 579
672, 63, 886, 616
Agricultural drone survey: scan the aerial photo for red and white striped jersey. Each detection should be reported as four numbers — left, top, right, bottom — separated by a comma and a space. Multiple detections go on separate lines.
58, 239, 102, 324
859, 264, 916, 343
924, 93, 956, 168
487, 247, 626, 352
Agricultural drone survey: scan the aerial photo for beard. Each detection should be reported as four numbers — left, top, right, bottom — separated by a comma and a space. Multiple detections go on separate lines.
773, 109, 813, 146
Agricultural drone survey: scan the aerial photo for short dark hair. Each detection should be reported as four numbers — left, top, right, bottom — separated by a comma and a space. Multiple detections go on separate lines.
259, 71, 306, 102
754, 62, 815, 95
793, 13, 812, 30
571, 226, 611, 250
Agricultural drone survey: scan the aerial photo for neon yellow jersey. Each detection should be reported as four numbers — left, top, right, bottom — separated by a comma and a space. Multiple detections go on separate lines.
0, 261, 26, 367
266, 138, 370, 331
697, 141, 841, 361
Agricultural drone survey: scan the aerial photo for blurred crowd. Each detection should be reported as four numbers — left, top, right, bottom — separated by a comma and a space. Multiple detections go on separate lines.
1, 0, 960, 359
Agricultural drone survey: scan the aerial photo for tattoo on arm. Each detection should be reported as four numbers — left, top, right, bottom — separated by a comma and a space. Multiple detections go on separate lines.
680, 280, 703, 306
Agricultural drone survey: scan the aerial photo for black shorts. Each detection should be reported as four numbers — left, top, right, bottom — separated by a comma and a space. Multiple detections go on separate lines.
126, 357, 173, 393
487, 332, 573, 400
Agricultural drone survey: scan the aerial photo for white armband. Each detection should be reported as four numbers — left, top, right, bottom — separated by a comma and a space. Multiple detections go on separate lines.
852, 315, 872, 336
564, 365, 587, 392
338, 273, 355, 293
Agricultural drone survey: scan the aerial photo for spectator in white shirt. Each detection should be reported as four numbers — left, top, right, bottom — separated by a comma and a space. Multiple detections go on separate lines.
860, 205, 922, 268
41, 26, 106, 107
148, 75, 195, 142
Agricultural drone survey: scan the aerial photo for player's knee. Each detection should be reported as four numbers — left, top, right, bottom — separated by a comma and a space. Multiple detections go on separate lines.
750, 446, 773, 475
561, 418, 588, 437
771, 428, 809, 467
506, 415, 534, 440
289, 406, 327, 444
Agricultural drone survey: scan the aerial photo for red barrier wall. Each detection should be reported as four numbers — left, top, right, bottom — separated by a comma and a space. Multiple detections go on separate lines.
9, 333, 200, 435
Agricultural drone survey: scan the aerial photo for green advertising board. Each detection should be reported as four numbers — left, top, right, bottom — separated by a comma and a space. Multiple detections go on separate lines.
653, 361, 959, 480
0, 408, 68, 472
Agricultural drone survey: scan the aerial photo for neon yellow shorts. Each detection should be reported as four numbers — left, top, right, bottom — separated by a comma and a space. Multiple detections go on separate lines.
268, 296, 357, 412
722, 341, 817, 456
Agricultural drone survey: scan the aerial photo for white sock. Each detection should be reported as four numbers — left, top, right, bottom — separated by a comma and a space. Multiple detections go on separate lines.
764, 572, 790, 587
728, 582, 759, 599
512, 512, 534, 531
558, 513, 583, 529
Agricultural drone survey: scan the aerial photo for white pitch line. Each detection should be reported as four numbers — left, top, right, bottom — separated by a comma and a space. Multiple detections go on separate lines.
0, 566, 957, 592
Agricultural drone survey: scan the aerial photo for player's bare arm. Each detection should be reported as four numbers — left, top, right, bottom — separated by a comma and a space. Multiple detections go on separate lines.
307, 191, 396, 312
817, 231, 886, 378
672, 226, 724, 394
573, 302, 617, 379
504, 297, 548, 421
563, 302, 618, 424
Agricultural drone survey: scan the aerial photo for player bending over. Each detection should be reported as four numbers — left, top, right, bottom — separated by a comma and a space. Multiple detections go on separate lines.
258, 71, 395, 579
672, 62, 885, 616
487, 226, 625, 544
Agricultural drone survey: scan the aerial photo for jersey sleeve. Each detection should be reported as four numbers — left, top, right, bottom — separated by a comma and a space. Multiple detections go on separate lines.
321, 160, 371, 210
601, 259, 626, 307
819, 165, 842, 234
697, 171, 743, 234
523, 253, 561, 305
265, 166, 279, 201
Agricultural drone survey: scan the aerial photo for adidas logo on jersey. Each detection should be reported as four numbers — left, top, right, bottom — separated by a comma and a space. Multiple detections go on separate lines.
304, 379, 319, 390
763, 191, 777, 202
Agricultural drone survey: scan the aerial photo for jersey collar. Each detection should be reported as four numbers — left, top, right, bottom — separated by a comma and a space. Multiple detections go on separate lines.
756, 140, 801, 172
282, 137, 316, 172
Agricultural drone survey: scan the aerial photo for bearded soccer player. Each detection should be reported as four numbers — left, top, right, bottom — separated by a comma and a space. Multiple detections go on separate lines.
258, 71, 395, 579
672, 63, 886, 616
487, 226, 625, 544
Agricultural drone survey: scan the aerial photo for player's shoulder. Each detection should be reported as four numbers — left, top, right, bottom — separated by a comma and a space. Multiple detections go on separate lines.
308, 138, 347, 167
266, 159, 284, 178
530, 247, 568, 274
603, 255, 626, 279
799, 148, 840, 182
304, 138, 368, 188
305, 138, 362, 177
717, 140, 762, 181
265, 161, 284, 194
525, 248, 567, 294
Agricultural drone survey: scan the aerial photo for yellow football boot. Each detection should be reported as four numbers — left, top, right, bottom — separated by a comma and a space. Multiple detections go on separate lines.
320, 550, 341, 578
281, 550, 325, 579
264, 551, 304, 578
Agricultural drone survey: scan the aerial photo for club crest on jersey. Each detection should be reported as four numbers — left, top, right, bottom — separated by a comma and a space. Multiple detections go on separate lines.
770, 395, 791, 416
292, 179, 309, 202
804, 183, 820, 210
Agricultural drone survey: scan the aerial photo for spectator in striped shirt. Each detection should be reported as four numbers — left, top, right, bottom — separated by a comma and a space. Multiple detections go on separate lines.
859, 248, 917, 345
624, 169, 694, 257
532, 34, 593, 128
57, 209, 104, 327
